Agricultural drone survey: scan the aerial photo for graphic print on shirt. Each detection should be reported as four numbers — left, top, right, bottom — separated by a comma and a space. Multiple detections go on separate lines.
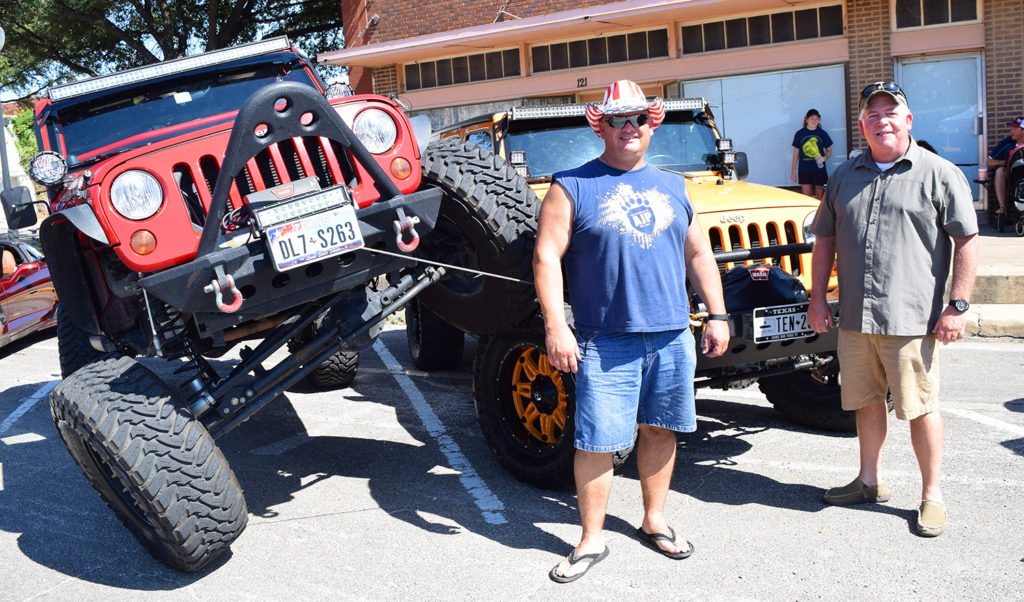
596, 182, 676, 248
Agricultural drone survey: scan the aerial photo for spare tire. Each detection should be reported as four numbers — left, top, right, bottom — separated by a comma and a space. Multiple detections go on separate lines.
415, 137, 538, 335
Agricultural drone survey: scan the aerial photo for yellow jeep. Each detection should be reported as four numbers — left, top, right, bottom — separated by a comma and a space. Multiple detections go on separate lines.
409, 99, 843, 488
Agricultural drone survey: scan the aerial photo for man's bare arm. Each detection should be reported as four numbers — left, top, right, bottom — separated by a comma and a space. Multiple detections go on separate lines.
533, 183, 579, 372
933, 233, 978, 344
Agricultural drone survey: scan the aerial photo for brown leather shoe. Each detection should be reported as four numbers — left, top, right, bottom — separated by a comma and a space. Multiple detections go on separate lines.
823, 478, 891, 505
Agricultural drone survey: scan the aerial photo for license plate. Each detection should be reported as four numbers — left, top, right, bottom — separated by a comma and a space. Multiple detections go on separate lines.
264, 204, 364, 272
752, 302, 813, 342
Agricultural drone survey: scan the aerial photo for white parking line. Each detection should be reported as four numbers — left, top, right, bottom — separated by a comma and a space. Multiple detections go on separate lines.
372, 339, 507, 525
0, 381, 58, 438
944, 407, 1024, 437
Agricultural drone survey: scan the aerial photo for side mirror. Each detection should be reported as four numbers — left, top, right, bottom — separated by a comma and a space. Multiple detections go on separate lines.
1, 186, 39, 229
10, 261, 40, 279
733, 151, 749, 180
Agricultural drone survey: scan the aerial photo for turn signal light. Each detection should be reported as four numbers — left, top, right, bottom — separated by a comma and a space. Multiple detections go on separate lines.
130, 230, 157, 255
391, 157, 412, 180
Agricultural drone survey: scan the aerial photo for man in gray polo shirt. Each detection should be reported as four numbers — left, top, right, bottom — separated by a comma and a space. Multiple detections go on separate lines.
808, 82, 978, 537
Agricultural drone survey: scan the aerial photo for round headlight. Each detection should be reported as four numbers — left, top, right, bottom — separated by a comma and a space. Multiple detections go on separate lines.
803, 210, 817, 243
353, 108, 397, 154
29, 151, 67, 185
110, 170, 164, 220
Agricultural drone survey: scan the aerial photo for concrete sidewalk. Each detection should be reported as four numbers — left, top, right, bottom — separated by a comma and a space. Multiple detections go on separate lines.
966, 221, 1024, 339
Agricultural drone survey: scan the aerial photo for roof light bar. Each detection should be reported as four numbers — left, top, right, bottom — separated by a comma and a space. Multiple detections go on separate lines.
511, 98, 706, 120
48, 37, 292, 102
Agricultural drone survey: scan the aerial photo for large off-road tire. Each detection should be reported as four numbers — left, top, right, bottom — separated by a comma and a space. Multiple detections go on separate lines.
758, 367, 853, 431
416, 137, 539, 335
474, 330, 634, 489
50, 356, 248, 572
288, 323, 359, 389
405, 298, 464, 371
56, 304, 107, 378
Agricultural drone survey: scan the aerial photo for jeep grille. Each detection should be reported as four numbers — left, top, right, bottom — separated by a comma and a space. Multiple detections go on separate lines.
172, 136, 359, 228
707, 220, 807, 276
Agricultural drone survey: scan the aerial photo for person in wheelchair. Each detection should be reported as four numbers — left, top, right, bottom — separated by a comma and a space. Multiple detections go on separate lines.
986, 116, 1024, 217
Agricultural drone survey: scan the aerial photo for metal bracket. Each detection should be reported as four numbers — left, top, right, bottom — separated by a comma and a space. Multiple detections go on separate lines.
392, 206, 421, 252
204, 264, 243, 313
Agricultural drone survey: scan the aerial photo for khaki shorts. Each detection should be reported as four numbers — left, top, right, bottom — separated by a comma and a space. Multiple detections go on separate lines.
837, 329, 939, 420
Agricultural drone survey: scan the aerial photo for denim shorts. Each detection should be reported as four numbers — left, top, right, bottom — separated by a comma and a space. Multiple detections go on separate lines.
574, 329, 697, 452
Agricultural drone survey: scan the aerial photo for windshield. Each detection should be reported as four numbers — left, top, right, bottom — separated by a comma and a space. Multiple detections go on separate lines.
51, 58, 318, 168
503, 110, 720, 179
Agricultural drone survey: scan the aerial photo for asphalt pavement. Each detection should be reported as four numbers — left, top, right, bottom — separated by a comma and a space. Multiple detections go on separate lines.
1, 326, 1022, 600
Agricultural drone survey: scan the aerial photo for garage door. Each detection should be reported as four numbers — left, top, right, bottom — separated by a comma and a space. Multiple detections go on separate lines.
681, 65, 847, 189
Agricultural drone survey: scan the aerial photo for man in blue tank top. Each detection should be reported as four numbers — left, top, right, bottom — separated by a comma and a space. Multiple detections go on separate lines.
536, 80, 729, 583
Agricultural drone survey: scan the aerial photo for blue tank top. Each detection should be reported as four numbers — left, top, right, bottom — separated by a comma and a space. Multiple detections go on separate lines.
554, 159, 694, 333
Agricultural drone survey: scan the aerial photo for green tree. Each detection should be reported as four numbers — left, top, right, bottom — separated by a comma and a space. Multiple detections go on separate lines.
0, 1, 345, 99
9, 108, 37, 171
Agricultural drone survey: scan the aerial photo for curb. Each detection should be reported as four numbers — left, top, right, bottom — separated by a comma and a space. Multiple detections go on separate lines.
965, 304, 1024, 339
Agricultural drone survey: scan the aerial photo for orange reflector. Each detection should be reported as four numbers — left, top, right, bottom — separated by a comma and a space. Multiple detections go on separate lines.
130, 230, 157, 255
391, 157, 412, 180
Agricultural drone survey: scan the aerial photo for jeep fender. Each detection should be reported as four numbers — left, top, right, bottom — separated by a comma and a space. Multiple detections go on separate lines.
39, 212, 104, 336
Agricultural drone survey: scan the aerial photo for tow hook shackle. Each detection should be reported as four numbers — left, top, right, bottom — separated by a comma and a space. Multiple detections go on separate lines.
204, 265, 243, 313
392, 207, 421, 252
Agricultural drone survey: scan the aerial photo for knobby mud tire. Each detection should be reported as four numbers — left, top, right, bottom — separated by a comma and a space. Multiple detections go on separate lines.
307, 350, 359, 389
758, 368, 854, 432
50, 356, 248, 572
416, 137, 539, 336
473, 330, 633, 489
56, 304, 107, 378
405, 298, 465, 371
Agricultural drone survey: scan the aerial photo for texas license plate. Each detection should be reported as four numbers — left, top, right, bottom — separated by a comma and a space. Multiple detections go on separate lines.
264, 204, 364, 272
752, 302, 813, 342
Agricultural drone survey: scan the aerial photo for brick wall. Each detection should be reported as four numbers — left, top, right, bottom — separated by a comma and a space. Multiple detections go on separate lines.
372, 66, 399, 96
364, 0, 612, 43
984, 0, 1024, 144
845, 0, 893, 150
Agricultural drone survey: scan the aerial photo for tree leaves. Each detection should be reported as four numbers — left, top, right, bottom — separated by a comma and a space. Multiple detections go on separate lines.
0, 0, 345, 99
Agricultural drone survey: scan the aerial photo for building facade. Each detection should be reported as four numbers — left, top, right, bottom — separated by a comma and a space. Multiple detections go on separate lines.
322, 0, 1023, 192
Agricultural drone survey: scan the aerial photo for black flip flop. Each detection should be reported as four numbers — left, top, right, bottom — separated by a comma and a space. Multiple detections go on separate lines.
636, 527, 694, 559
548, 546, 610, 583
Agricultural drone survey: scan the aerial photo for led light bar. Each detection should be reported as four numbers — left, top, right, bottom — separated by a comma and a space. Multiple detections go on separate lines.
49, 37, 292, 102
254, 186, 353, 229
511, 98, 706, 121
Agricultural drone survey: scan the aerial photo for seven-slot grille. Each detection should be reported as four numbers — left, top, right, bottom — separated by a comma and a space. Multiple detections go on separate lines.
706, 220, 806, 276
171, 135, 360, 228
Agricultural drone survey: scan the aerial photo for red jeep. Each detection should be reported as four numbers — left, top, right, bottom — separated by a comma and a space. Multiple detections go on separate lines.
3, 37, 536, 571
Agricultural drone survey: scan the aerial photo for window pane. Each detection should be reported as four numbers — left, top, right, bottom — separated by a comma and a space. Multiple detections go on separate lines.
550, 42, 569, 70
469, 54, 486, 81
924, 0, 949, 25
896, 0, 922, 28
748, 15, 771, 45
648, 29, 669, 57
531, 46, 550, 73
726, 18, 747, 48
819, 5, 843, 36
452, 56, 469, 83
682, 24, 703, 54
485, 51, 503, 79
950, 0, 976, 21
627, 32, 648, 60
608, 35, 627, 62
436, 58, 452, 87
420, 63, 436, 88
771, 12, 794, 42
795, 9, 819, 39
704, 21, 725, 51
569, 40, 588, 68
503, 49, 520, 76
588, 38, 608, 65
404, 64, 420, 90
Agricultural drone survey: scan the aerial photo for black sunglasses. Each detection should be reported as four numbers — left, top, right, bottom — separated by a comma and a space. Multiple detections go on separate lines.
603, 114, 649, 129
859, 82, 908, 108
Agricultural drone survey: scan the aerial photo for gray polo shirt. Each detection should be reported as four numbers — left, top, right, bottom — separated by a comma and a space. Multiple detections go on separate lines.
812, 139, 978, 335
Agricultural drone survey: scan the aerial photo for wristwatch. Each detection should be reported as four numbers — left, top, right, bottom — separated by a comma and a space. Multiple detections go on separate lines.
948, 298, 970, 312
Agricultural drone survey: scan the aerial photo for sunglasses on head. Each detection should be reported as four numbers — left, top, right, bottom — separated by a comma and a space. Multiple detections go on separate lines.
603, 113, 649, 129
859, 82, 907, 108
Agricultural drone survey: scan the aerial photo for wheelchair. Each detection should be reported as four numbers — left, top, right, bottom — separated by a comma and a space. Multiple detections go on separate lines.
986, 144, 1024, 236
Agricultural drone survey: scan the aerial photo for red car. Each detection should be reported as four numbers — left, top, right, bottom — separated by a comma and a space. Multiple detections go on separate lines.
0, 235, 58, 348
